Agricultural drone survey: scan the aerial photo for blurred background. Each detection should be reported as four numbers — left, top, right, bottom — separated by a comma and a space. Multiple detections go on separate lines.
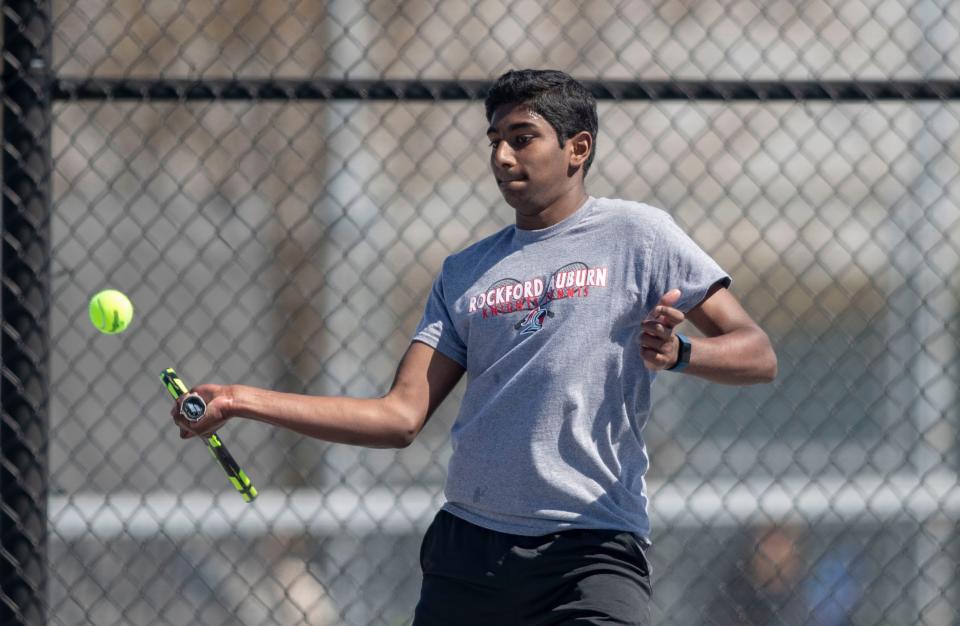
4, 0, 956, 624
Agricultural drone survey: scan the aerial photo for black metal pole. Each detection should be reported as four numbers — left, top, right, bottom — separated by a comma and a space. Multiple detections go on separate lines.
1, 1, 52, 624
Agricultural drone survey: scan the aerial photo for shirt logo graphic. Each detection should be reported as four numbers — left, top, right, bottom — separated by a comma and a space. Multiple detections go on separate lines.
515, 305, 554, 334
467, 262, 606, 334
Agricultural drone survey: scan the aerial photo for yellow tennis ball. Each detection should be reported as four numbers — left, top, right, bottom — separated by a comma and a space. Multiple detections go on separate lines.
89, 289, 134, 335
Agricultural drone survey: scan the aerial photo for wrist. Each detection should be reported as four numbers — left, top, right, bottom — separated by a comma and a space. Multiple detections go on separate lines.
222, 384, 243, 419
667, 333, 691, 372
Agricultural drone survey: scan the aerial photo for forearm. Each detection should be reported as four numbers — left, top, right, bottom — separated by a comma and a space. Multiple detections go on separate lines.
683, 326, 777, 385
224, 385, 418, 449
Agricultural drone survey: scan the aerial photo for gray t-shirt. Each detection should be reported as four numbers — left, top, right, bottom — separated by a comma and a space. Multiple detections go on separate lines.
413, 197, 730, 541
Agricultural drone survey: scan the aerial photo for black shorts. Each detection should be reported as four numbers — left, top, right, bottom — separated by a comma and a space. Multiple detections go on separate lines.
413, 510, 652, 626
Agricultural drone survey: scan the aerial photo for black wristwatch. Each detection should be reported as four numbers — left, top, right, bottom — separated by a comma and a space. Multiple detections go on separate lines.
668, 333, 691, 372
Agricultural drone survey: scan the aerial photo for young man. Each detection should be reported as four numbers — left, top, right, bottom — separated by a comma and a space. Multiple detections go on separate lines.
172, 69, 777, 625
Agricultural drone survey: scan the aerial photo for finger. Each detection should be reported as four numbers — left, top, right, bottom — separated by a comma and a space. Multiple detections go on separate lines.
173, 415, 190, 433
650, 305, 685, 327
641, 320, 669, 339
179, 428, 193, 440
655, 288, 682, 308
172, 409, 200, 431
639, 332, 668, 351
647, 289, 683, 320
641, 347, 670, 369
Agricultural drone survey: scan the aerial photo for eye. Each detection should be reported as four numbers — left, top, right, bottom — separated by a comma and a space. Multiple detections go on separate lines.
488, 139, 500, 148
513, 135, 533, 146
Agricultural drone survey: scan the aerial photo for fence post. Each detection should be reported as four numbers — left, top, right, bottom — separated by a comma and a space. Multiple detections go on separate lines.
1, 1, 52, 624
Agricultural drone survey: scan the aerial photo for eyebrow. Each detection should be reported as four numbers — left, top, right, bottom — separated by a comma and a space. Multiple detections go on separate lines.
486, 122, 538, 136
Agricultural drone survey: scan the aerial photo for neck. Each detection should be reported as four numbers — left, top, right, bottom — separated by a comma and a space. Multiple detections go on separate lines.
515, 186, 589, 230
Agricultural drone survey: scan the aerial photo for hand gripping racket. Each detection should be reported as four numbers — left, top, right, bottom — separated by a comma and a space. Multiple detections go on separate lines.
161, 367, 258, 503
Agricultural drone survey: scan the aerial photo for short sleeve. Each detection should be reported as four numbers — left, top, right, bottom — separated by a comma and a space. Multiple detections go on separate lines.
413, 270, 468, 367
648, 213, 732, 313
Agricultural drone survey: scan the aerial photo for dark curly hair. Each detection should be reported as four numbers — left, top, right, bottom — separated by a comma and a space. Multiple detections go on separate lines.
484, 69, 598, 175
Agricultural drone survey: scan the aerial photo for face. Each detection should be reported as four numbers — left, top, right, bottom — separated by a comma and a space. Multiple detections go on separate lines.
486, 103, 588, 219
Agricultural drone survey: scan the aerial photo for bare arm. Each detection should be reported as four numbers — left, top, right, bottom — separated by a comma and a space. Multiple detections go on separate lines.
640, 285, 777, 385
172, 341, 465, 448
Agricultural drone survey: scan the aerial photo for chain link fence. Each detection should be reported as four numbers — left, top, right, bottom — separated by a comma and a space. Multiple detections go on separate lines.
0, 0, 956, 624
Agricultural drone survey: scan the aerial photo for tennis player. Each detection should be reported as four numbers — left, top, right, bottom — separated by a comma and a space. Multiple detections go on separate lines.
172, 69, 777, 625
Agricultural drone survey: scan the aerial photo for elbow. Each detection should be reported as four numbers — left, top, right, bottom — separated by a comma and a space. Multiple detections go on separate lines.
370, 425, 418, 449
739, 329, 777, 384
391, 423, 419, 449
380, 400, 424, 449
757, 344, 778, 383
761, 356, 778, 383
372, 416, 419, 449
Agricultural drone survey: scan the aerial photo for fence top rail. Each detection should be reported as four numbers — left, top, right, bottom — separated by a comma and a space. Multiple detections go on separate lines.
48, 78, 960, 102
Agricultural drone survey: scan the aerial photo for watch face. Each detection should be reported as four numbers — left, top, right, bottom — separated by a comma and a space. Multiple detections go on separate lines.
181, 394, 206, 421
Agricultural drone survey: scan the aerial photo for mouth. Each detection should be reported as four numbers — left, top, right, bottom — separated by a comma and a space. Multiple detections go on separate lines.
497, 177, 527, 189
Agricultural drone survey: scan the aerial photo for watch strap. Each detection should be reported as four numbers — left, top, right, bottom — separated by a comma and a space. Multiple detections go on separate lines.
668, 333, 691, 372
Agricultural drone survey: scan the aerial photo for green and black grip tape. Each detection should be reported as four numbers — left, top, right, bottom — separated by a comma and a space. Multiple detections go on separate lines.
161, 367, 258, 503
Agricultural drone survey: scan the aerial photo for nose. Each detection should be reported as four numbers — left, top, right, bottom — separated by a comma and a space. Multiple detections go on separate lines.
492, 140, 516, 169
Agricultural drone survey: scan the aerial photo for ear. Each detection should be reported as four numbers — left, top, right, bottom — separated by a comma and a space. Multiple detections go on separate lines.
567, 130, 593, 168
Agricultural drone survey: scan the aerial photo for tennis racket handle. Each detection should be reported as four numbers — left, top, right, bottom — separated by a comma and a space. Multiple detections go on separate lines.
160, 367, 190, 399
205, 434, 258, 503
160, 367, 258, 503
